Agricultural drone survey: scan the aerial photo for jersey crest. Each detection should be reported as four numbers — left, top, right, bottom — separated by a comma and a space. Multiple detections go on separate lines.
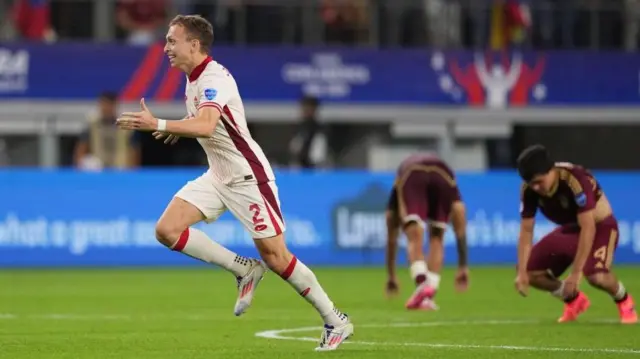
575, 192, 587, 207
204, 88, 217, 100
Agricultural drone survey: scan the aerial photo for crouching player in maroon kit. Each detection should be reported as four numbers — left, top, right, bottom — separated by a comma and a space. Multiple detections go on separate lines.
385, 153, 469, 310
515, 145, 637, 324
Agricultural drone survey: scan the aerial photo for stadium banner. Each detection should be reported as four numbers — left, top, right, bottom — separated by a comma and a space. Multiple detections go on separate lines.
0, 44, 639, 106
1, 170, 640, 268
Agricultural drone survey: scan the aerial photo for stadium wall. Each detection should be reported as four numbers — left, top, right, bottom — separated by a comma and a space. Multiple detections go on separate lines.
1, 170, 640, 268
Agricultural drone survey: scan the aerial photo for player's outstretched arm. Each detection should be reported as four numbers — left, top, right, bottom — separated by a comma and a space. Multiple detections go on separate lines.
573, 210, 596, 273
564, 172, 598, 296
385, 209, 400, 297
564, 209, 596, 296
117, 99, 219, 138
515, 217, 534, 296
163, 107, 220, 138
451, 201, 468, 268
517, 218, 535, 274
451, 201, 469, 291
152, 117, 187, 145
516, 184, 538, 296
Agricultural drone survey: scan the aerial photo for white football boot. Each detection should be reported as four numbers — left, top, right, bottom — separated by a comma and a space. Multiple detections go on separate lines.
233, 259, 268, 316
315, 315, 354, 352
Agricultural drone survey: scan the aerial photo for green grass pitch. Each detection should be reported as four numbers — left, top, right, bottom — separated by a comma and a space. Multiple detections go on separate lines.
2, 266, 639, 358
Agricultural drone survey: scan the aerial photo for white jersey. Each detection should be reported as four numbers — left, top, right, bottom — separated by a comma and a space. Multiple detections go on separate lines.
185, 57, 275, 185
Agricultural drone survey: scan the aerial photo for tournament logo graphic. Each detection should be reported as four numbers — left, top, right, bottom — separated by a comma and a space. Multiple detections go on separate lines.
281, 52, 370, 99
0, 48, 29, 93
331, 183, 389, 249
204, 88, 217, 101
432, 51, 546, 108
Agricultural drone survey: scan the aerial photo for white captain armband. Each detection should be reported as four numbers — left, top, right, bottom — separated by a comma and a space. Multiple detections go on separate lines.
157, 119, 167, 131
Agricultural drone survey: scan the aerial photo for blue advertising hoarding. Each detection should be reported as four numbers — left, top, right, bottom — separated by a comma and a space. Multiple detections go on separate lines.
0, 44, 639, 106
1, 170, 640, 268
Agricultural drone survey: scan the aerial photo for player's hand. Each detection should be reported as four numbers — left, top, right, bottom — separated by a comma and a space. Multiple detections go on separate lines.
153, 131, 180, 145
563, 272, 581, 298
385, 277, 399, 298
116, 98, 157, 132
514, 272, 529, 297
454, 266, 469, 292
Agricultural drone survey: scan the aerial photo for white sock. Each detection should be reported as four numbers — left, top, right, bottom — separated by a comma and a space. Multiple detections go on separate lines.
171, 228, 252, 277
427, 271, 441, 290
280, 256, 347, 327
614, 281, 627, 301
410, 260, 428, 286
551, 281, 565, 299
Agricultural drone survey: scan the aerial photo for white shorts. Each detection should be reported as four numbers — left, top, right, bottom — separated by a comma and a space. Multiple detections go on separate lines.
175, 173, 286, 239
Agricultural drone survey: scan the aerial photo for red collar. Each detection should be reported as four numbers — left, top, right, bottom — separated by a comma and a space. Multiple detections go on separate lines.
188, 56, 213, 82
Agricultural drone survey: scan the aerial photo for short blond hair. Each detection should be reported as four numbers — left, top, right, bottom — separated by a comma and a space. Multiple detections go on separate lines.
169, 14, 214, 54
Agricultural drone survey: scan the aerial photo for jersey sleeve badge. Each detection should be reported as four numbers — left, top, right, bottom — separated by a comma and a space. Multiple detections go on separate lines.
204, 88, 217, 101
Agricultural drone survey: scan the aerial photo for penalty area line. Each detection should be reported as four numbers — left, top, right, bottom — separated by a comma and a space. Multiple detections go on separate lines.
254, 319, 640, 355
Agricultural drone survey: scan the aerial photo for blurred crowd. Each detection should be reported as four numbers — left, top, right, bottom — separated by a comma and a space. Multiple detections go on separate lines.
1, 0, 639, 50
1, 0, 639, 170
68, 91, 327, 171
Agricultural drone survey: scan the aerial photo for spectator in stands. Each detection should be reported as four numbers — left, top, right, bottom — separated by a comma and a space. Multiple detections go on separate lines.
321, 0, 369, 44
465, 0, 530, 50
10, 0, 57, 42
289, 96, 328, 169
425, 0, 462, 48
490, 0, 531, 50
73, 92, 140, 170
116, 0, 167, 46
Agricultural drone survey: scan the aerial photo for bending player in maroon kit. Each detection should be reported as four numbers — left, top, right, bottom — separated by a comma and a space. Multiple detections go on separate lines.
384, 153, 469, 310
515, 144, 637, 324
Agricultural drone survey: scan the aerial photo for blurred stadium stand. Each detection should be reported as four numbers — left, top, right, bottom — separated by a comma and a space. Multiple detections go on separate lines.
0, 0, 639, 171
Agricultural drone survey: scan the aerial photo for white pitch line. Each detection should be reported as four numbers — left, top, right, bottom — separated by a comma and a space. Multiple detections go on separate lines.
255, 319, 640, 355
1, 314, 637, 354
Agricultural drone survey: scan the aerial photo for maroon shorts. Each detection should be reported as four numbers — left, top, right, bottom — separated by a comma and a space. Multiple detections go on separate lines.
526, 216, 619, 277
394, 168, 459, 228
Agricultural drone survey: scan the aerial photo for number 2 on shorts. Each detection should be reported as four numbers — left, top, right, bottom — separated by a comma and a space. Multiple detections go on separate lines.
249, 203, 268, 232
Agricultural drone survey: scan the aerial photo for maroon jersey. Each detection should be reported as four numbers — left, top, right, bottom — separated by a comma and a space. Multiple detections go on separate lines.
397, 153, 456, 185
520, 162, 605, 225
388, 153, 461, 226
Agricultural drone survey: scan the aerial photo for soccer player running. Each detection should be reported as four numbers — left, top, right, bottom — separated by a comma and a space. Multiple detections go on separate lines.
116, 15, 353, 350
515, 144, 637, 324
384, 153, 469, 310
